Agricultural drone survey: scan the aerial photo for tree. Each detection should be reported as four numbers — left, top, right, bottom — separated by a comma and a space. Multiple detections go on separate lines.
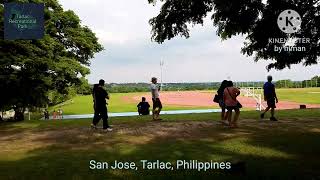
75, 77, 92, 95
0, 0, 103, 120
148, 0, 320, 70
276, 79, 293, 88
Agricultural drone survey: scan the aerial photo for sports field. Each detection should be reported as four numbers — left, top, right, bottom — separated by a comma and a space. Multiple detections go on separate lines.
53, 88, 320, 115
1, 109, 319, 179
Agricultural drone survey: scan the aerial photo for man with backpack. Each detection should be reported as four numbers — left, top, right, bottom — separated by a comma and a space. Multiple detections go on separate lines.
91, 79, 113, 131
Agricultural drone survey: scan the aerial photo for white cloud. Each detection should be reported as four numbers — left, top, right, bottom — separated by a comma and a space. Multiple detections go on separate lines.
59, 0, 320, 83
95, 29, 129, 45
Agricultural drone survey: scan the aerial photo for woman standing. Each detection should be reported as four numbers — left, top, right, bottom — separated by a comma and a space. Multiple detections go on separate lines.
216, 80, 228, 123
224, 81, 241, 128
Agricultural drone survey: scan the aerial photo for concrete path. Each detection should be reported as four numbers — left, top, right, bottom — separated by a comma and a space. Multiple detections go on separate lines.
45, 109, 222, 120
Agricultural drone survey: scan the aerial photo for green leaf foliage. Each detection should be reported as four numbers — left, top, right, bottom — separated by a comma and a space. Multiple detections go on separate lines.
148, 0, 320, 70
0, 0, 103, 112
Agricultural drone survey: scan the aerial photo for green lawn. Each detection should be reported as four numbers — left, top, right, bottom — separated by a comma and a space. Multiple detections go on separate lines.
250, 88, 320, 104
52, 88, 320, 115
0, 109, 320, 179
52, 92, 215, 115
276, 88, 320, 104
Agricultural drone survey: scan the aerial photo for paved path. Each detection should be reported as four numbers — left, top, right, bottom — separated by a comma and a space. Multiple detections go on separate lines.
46, 109, 222, 120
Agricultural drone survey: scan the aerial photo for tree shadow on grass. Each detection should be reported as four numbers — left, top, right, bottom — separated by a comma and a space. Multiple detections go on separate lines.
0, 118, 320, 179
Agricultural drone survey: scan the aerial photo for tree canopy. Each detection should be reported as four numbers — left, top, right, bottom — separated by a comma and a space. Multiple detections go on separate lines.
148, 0, 320, 70
0, 0, 103, 119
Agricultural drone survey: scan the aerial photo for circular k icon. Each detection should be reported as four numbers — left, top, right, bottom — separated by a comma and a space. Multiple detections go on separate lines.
277, 9, 302, 34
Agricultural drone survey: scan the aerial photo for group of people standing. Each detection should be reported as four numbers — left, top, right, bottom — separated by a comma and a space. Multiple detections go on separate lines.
90, 77, 163, 131
90, 76, 278, 131
44, 109, 63, 120
215, 75, 279, 128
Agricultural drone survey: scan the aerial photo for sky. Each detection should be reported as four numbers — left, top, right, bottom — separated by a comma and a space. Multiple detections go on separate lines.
59, 0, 320, 83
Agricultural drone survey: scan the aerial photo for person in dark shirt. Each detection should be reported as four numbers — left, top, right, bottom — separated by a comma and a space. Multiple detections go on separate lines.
137, 97, 150, 115
261, 76, 279, 121
91, 79, 112, 131
44, 109, 49, 120
217, 80, 228, 122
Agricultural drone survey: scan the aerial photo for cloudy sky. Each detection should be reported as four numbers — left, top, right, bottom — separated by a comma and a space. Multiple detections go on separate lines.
59, 0, 319, 83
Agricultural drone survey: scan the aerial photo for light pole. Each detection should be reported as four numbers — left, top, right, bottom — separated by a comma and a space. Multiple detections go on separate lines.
285, 80, 287, 88
160, 59, 164, 90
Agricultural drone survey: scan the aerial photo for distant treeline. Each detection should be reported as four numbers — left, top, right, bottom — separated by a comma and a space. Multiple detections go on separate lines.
80, 76, 320, 94
47, 76, 319, 106
104, 83, 220, 93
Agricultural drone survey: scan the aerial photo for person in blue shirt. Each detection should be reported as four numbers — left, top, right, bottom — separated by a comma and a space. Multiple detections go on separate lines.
261, 76, 279, 121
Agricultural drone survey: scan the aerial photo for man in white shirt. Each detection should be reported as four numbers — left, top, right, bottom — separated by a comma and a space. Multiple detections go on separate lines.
150, 77, 162, 120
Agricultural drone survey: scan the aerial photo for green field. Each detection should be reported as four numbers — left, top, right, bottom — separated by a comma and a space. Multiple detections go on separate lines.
243, 88, 320, 104
1, 109, 320, 179
52, 92, 215, 115
52, 88, 320, 115
276, 88, 320, 104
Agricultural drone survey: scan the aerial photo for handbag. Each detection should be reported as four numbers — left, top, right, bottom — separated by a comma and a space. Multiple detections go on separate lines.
213, 94, 220, 103
226, 87, 242, 109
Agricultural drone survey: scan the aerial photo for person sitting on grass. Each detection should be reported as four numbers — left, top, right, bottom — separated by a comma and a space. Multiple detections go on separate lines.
260, 75, 279, 121
150, 77, 162, 120
137, 97, 151, 115
224, 81, 241, 128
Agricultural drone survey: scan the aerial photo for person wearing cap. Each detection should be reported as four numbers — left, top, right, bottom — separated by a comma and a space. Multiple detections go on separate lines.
261, 75, 279, 121
150, 77, 162, 120
91, 79, 113, 131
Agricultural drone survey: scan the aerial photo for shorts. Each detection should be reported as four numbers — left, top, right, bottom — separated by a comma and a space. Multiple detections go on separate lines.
267, 98, 276, 108
226, 106, 240, 111
152, 98, 162, 110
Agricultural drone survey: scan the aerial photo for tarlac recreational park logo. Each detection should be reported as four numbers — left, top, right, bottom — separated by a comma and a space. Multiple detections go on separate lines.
4, 3, 44, 40
269, 9, 310, 53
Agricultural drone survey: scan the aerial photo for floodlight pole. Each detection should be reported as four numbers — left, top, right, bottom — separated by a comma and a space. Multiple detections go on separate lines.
160, 59, 164, 91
